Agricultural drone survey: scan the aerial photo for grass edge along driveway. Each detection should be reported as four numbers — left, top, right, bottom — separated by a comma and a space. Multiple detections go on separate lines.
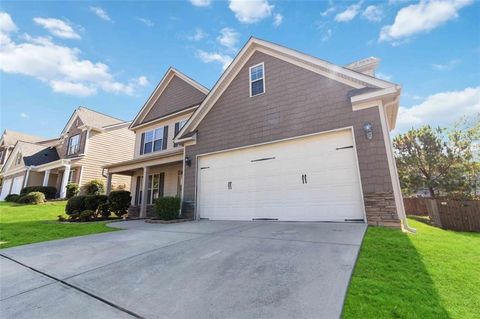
343, 218, 480, 319
0, 201, 118, 249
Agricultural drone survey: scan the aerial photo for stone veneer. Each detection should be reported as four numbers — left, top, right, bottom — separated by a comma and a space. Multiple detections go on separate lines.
363, 192, 401, 227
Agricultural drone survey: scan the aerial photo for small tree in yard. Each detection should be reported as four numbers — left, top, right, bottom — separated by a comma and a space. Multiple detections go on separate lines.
85, 179, 105, 195
393, 115, 479, 199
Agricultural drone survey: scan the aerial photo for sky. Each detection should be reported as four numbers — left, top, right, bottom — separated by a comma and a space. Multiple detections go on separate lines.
0, 0, 479, 139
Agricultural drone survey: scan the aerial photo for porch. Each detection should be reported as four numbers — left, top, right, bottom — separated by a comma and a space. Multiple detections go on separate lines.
104, 149, 185, 219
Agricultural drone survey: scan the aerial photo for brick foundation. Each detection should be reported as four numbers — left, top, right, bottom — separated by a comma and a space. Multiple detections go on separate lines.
364, 192, 401, 227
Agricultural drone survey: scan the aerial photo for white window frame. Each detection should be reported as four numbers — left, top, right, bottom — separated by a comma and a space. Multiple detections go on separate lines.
68, 168, 76, 183
249, 62, 265, 97
142, 127, 165, 154
67, 134, 81, 155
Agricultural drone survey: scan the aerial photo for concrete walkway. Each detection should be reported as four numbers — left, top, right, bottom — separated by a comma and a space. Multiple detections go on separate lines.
0, 220, 366, 319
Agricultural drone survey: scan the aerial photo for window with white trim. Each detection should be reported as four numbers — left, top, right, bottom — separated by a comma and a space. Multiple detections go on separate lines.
68, 169, 76, 183
142, 126, 167, 155
249, 63, 265, 96
67, 134, 81, 155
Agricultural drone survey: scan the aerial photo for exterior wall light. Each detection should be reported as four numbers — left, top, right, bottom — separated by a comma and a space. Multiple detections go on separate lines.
185, 156, 191, 167
363, 122, 373, 140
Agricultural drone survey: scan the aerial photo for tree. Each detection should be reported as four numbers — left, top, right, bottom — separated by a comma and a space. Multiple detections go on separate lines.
393, 115, 479, 198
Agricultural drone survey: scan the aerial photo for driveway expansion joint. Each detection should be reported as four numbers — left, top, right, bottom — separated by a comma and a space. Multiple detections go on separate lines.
0, 253, 144, 319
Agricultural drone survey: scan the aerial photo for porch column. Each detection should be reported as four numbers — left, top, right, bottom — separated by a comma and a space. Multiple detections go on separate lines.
59, 165, 71, 198
106, 173, 113, 195
23, 167, 31, 188
42, 170, 51, 187
140, 166, 148, 218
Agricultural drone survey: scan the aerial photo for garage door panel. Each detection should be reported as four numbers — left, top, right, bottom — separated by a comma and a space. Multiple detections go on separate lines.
198, 130, 364, 222
0, 179, 13, 200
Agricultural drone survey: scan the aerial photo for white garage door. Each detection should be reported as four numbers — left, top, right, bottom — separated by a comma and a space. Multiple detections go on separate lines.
11, 176, 25, 195
197, 129, 365, 222
0, 178, 12, 200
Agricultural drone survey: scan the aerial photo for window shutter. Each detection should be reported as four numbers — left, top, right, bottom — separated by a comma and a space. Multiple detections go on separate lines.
140, 133, 145, 155
65, 137, 70, 156
162, 126, 168, 150
174, 122, 180, 147
159, 172, 165, 198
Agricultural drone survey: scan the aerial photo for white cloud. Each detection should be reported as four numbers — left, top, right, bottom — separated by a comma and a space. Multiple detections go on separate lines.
380, 0, 473, 42
335, 2, 362, 22
395, 87, 480, 133
376, 72, 392, 81
33, 17, 80, 39
217, 27, 239, 51
0, 12, 147, 97
431, 59, 460, 70
362, 5, 383, 22
89, 6, 112, 22
20, 112, 29, 119
273, 13, 283, 27
321, 29, 332, 42
137, 17, 154, 27
135, 76, 149, 86
187, 28, 207, 41
229, 0, 273, 23
190, 0, 212, 7
321, 6, 336, 17
197, 50, 233, 70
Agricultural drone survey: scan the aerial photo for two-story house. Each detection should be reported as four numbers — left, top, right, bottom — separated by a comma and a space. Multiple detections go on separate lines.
105, 38, 410, 229
0, 107, 135, 200
103, 68, 208, 217
0, 130, 47, 171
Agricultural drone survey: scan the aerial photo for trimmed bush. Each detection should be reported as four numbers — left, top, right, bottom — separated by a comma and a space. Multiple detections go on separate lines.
65, 183, 80, 199
85, 179, 105, 195
17, 192, 46, 204
65, 195, 87, 215
98, 202, 111, 219
78, 210, 95, 222
108, 190, 131, 217
20, 186, 57, 199
5, 194, 20, 202
155, 197, 181, 220
85, 195, 108, 211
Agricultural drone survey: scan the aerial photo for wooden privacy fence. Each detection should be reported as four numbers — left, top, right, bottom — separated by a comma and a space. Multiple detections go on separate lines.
426, 199, 480, 232
403, 198, 429, 216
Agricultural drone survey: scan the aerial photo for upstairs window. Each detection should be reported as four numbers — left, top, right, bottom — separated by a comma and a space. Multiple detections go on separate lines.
173, 119, 188, 147
249, 63, 265, 97
67, 134, 81, 155
141, 126, 168, 155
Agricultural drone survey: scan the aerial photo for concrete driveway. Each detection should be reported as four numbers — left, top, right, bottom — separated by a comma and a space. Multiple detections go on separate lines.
0, 220, 366, 319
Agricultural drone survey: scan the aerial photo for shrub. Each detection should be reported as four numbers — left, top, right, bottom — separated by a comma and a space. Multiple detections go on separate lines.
5, 194, 20, 202
85, 179, 105, 195
65, 195, 87, 215
85, 195, 108, 211
98, 202, 111, 219
20, 186, 57, 199
65, 183, 80, 199
155, 196, 181, 220
108, 190, 131, 217
78, 210, 95, 222
17, 192, 46, 204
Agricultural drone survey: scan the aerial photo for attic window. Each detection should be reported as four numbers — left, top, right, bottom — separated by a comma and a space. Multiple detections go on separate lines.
249, 63, 265, 97
16, 153, 22, 165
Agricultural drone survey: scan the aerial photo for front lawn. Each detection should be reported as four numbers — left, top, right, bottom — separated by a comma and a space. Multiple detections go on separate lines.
0, 201, 118, 249
343, 219, 480, 319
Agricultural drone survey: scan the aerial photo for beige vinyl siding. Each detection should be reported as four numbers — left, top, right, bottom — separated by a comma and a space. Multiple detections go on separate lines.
133, 112, 193, 159
27, 171, 44, 187
77, 126, 135, 191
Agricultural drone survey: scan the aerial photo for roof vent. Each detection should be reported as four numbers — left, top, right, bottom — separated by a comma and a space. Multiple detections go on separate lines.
345, 57, 380, 77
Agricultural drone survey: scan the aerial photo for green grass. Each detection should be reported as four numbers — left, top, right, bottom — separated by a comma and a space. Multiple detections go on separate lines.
0, 201, 118, 249
343, 219, 480, 319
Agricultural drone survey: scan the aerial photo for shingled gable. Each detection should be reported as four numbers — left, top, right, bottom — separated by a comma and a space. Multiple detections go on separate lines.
129, 67, 209, 129
61, 106, 125, 135
175, 37, 401, 142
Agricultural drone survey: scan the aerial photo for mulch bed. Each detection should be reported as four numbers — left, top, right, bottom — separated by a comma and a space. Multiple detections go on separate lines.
145, 218, 192, 224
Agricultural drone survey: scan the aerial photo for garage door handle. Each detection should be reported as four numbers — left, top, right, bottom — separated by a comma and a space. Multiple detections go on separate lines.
228, 181, 232, 190
304, 174, 308, 184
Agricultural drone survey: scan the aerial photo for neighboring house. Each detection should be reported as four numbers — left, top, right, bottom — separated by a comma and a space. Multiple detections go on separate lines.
106, 38, 407, 228
0, 107, 135, 200
0, 130, 47, 171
